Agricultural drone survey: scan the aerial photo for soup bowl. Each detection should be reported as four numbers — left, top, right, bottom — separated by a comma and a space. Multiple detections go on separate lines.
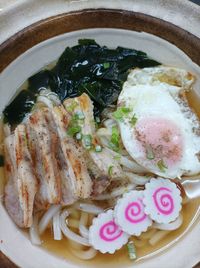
0, 1, 200, 267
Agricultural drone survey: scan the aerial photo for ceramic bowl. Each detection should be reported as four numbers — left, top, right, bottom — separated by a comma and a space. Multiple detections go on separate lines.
0, 1, 200, 267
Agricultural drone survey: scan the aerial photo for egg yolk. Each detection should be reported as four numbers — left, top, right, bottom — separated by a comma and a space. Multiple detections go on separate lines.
135, 118, 183, 169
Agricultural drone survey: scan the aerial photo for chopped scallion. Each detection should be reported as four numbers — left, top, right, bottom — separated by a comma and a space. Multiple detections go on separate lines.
95, 145, 102, 152
109, 126, 120, 152
82, 134, 92, 150
108, 165, 114, 176
76, 111, 85, 120
113, 154, 121, 160
75, 132, 82, 140
146, 144, 155, 160
130, 114, 137, 126
113, 107, 131, 121
157, 159, 168, 172
103, 62, 110, 69
65, 100, 78, 113
67, 125, 81, 137
95, 116, 101, 124
127, 241, 137, 260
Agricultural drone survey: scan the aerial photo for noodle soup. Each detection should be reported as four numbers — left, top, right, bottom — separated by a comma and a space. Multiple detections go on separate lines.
1, 39, 200, 266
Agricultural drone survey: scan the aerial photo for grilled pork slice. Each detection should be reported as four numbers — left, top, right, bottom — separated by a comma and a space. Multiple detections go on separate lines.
63, 94, 124, 194
4, 125, 38, 227
57, 146, 76, 205
27, 108, 61, 208
51, 106, 92, 199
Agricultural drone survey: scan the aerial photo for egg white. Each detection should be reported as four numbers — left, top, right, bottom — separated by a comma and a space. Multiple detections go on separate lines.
117, 66, 200, 178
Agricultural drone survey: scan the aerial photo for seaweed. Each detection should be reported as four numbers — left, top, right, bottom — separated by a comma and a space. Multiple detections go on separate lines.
3, 39, 160, 125
3, 90, 36, 125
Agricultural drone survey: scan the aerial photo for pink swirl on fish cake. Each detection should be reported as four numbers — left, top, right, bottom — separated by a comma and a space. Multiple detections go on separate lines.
89, 210, 129, 254
143, 178, 182, 224
153, 187, 174, 215
125, 199, 147, 223
99, 220, 123, 242
114, 191, 152, 236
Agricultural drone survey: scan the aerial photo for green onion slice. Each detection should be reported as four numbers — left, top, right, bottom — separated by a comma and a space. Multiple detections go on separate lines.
113, 107, 131, 121
108, 165, 114, 176
65, 100, 78, 113
103, 62, 110, 69
95, 145, 102, 152
145, 144, 155, 160
109, 126, 120, 152
82, 134, 92, 150
76, 111, 85, 120
75, 132, 82, 140
127, 241, 137, 260
130, 114, 137, 126
67, 125, 81, 137
157, 159, 168, 172
113, 154, 121, 160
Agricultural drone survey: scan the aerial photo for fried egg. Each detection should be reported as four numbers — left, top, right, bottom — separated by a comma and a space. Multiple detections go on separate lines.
117, 66, 200, 178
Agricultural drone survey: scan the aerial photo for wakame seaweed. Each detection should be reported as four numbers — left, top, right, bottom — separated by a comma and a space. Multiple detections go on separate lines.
3, 90, 36, 125
3, 39, 160, 124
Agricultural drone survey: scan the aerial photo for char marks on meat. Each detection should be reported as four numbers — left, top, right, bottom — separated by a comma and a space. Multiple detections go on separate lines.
4, 93, 123, 228
4, 125, 38, 227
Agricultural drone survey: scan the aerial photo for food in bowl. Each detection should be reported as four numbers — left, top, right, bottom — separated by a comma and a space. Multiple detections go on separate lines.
0, 39, 200, 263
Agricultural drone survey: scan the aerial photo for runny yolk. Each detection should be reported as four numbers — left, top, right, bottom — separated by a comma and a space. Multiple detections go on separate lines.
135, 117, 183, 168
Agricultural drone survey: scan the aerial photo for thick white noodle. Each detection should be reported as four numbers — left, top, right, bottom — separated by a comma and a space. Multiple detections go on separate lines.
93, 184, 135, 200
37, 95, 53, 108
53, 210, 62, 240
139, 228, 157, 240
153, 214, 183, 231
70, 247, 97, 260
96, 127, 111, 137
125, 172, 151, 185
103, 118, 117, 129
149, 230, 170, 246
98, 136, 110, 148
106, 147, 147, 174
29, 214, 42, 246
47, 93, 61, 106
3, 124, 11, 137
79, 212, 89, 239
76, 203, 104, 214
68, 240, 84, 250
38, 205, 61, 235
120, 156, 147, 173
60, 210, 90, 246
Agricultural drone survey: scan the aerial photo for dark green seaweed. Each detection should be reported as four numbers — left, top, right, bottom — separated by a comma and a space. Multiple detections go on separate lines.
3, 90, 36, 125
3, 39, 160, 125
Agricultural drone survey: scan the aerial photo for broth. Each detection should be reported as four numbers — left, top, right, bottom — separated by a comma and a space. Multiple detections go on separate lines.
41, 199, 200, 266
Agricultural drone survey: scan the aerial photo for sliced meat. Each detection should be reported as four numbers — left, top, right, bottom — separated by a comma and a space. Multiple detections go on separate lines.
64, 94, 124, 185
57, 146, 76, 205
51, 106, 92, 199
4, 135, 24, 227
27, 108, 61, 208
4, 125, 38, 228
